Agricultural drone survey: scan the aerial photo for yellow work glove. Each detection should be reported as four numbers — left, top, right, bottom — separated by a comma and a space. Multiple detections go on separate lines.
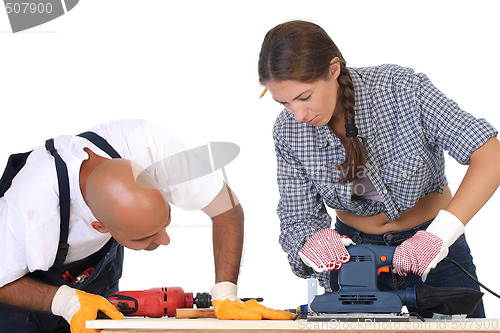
51, 285, 124, 333
240, 299, 295, 320
210, 282, 294, 320
212, 299, 262, 320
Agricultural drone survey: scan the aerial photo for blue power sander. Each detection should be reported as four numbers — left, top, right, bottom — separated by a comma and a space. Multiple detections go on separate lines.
308, 244, 483, 321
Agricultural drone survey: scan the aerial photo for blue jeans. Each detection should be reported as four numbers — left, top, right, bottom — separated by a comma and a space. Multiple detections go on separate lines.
332, 217, 485, 318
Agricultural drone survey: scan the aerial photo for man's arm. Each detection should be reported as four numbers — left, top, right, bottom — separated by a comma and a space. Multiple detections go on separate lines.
202, 184, 244, 284
0, 276, 123, 332
202, 184, 294, 320
212, 202, 244, 284
0, 276, 58, 312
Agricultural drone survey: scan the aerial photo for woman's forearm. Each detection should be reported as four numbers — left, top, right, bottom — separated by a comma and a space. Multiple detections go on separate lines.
446, 137, 500, 224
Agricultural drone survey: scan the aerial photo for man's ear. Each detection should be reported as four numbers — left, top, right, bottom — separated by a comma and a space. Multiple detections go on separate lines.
91, 221, 110, 234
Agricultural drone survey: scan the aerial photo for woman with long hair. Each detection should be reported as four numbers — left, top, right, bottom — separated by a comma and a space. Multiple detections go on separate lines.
258, 20, 499, 318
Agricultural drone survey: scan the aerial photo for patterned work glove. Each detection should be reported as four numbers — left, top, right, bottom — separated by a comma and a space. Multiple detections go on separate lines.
393, 210, 465, 282
210, 282, 294, 320
298, 228, 354, 272
51, 285, 124, 333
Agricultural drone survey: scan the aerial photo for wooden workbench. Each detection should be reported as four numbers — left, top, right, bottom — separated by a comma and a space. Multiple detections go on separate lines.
87, 317, 500, 332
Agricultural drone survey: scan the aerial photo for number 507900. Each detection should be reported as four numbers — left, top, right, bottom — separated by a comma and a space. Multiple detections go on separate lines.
5, 2, 53, 14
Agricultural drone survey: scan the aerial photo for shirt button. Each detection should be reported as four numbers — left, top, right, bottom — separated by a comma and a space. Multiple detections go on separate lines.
383, 189, 388, 194
394, 210, 399, 215
402, 172, 408, 178
365, 162, 371, 168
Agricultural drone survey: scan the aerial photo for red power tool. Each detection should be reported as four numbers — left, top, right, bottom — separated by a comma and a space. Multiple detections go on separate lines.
106, 287, 211, 318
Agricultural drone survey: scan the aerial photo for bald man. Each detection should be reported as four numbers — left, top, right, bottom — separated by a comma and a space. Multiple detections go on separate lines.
85, 157, 173, 251
0, 120, 246, 332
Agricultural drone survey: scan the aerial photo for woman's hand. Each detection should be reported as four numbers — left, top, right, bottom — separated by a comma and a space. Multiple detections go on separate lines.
298, 228, 354, 272
393, 210, 464, 281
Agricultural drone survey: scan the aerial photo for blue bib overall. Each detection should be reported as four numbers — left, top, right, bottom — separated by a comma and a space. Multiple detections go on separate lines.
0, 132, 124, 333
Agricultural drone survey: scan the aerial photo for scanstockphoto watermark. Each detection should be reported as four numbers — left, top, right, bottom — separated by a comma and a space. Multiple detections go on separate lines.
298, 318, 500, 331
299, 319, 431, 331
3, 0, 79, 33
298, 319, 433, 331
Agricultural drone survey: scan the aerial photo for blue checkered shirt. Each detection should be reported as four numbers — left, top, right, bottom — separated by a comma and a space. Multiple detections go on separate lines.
273, 64, 498, 290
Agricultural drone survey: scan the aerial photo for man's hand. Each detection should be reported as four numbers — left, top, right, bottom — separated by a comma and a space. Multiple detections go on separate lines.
393, 210, 465, 281
212, 299, 294, 320
51, 285, 123, 333
212, 299, 261, 320
298, 228, 354, 272
210, 282, 294, 320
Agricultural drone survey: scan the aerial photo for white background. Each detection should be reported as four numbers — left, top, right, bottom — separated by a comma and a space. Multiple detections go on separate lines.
1, 0, 499, 317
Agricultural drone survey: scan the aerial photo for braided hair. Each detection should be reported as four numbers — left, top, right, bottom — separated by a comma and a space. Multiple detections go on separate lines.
337, 61, 366, 183
258, 20, 366, 184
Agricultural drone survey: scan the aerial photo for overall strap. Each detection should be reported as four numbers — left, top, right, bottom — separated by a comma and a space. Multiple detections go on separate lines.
45, 139, 70, 267
77, 131, 121, 159
46, 132, 121, 267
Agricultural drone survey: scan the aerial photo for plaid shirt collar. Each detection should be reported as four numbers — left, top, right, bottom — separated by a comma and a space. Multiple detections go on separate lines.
315, 68, 374, 148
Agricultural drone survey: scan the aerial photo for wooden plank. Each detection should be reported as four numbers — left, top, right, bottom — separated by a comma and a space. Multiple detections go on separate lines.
175, 308, 217, 319
88, 317, 500, 332
100, 330, 496, 333
101, 329, 498, 333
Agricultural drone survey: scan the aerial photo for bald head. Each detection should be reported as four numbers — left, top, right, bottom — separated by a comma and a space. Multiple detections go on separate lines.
86, 159, 170, 247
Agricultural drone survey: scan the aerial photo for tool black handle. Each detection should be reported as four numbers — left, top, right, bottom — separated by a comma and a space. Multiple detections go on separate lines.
240, 297, 264, 302
96, 310, 111, 319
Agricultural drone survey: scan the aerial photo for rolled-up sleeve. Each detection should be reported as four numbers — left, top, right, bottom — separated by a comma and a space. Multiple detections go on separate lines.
418, 73, 498, 164
274, 128, 332, 289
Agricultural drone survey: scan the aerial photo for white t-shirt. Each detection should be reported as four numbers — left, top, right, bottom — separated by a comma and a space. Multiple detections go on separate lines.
0, 120, 223, 287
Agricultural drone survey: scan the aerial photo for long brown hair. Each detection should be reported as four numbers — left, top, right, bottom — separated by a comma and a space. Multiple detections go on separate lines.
258, 20, 366, 184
